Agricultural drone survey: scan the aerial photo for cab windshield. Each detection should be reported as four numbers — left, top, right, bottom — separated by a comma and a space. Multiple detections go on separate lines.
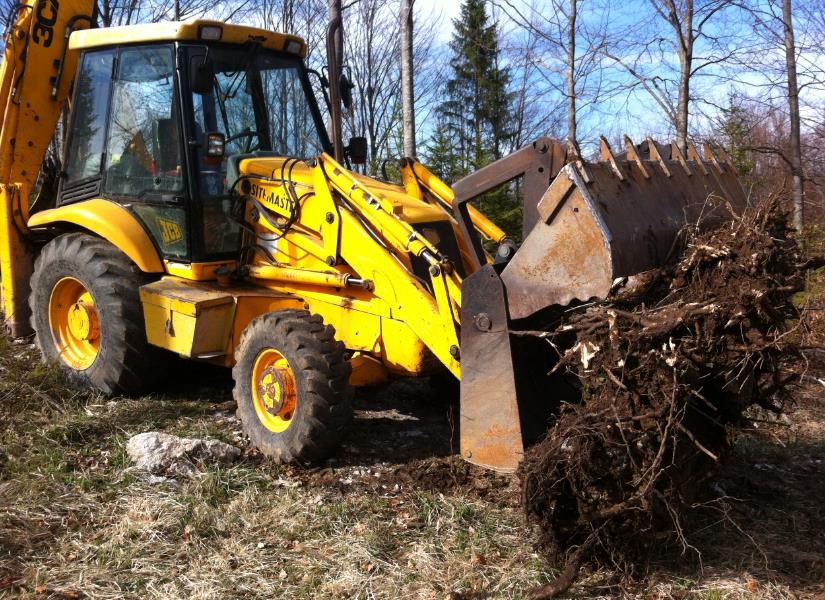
190, 45, 328, 160
187, 45, 330, 257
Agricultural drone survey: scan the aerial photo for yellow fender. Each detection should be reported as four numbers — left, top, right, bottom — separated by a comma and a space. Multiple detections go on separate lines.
28, 199, 164, 273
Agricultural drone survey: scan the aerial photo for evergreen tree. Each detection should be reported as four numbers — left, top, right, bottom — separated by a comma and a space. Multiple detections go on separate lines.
439, 0, 511, 173
717, 97, 756, 177
426, 119, 464, 182
426, 0, 518, 237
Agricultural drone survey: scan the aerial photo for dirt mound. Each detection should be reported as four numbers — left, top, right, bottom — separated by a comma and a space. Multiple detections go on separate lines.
283, 455, 514, 502
517, 197, 823, 598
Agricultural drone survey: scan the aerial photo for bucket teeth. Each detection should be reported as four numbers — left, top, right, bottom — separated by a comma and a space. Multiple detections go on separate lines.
670, 141, 693, 176
705, 141, 737, 173
702, 142, 726, 174
686, 141, 710, 175
646, 137, 672, 178
566, 137, 592, 183
599, 136, 625, 181
623, 134, 650, 179
588, 135, 735, 181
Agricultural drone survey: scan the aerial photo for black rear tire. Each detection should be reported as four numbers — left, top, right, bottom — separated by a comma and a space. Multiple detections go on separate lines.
233, 309, 353, 463
29, 232, 164, 395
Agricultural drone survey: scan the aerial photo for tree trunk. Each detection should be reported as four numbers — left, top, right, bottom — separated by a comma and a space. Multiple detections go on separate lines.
174, 0, 180, 20
675, 61, 690, 152
400, 0, 416, 157
783, 0, 804, 230
674, 0, 693, 154
566, 0, 577, 144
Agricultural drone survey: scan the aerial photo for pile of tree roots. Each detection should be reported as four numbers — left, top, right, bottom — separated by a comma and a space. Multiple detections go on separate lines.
517, 197, 821, 598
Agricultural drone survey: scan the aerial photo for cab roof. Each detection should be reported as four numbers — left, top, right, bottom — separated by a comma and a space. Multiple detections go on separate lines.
68, 20, 308, 58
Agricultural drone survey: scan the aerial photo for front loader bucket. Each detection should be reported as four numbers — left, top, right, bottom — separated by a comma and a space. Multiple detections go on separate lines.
459, 137, 748, 472
502, 138, 748, 319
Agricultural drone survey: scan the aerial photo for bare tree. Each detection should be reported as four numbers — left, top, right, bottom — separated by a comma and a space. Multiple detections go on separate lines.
565, 0, 577, 143
342, 0, 438, 172
400, 0, 416, 157
495, 0, 616, 146
98, 0, 221, 27
782, 0, 804, 229
343, 0, 400, 173
728, 0, 825, 229
252, 0, 327, 62
603, 0, 736, 152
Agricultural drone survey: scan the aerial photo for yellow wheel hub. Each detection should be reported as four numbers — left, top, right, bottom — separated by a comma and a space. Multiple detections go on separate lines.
251, 348, 297, 433
48, 277, 100, 370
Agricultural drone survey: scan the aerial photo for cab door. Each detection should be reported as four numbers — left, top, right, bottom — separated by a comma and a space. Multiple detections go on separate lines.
61, 44, 190, 260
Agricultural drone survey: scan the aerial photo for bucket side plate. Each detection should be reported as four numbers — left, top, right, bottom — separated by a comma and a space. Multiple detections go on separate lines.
459, 265, 524, 473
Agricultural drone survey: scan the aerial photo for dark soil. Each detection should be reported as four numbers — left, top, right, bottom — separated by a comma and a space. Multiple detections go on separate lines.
270, 378, 515, 502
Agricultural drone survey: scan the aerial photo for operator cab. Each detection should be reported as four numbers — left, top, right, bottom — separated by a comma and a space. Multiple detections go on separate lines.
57, 21, 332, 266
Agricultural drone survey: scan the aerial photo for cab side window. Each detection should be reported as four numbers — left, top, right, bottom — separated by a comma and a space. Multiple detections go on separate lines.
63, 49, 115, 190
104, 46, 182, 197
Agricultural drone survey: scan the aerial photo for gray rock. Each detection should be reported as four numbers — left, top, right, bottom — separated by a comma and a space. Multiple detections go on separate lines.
126, 432, 241, 476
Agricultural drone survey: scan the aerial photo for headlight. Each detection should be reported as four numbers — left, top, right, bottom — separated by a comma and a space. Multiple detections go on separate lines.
199, 25, 222, 41
284, 39, 302, 55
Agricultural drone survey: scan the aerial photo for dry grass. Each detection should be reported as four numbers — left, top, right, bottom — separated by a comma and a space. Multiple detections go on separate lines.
1, 300, 824, 600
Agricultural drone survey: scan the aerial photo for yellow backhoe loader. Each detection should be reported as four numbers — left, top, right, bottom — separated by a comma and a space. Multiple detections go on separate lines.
0, 1, 747, 472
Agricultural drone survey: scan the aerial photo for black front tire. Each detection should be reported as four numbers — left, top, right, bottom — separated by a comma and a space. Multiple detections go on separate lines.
233, 310, 353, 463
29, 232, 164, 395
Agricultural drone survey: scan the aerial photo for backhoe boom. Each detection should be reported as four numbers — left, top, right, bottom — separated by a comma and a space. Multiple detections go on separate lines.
0, 0, 93, 336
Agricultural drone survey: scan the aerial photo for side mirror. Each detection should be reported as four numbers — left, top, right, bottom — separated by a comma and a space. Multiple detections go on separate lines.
346, 136, 368, 165
339, 73, 354, 110
191, 56, 215, 95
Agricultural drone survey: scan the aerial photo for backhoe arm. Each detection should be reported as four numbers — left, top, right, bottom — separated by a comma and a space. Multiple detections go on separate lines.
0, 0, 94, 336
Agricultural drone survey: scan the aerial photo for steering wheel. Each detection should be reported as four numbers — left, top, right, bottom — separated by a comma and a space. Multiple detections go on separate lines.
226, 129, 262, 153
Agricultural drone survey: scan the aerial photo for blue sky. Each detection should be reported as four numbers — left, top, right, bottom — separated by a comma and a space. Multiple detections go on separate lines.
412, 0, 824, 154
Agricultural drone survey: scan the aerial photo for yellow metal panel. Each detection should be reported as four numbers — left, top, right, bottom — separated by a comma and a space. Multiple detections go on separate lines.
28, 199, 164, 272
69, 20, 307, 57
380, 318, 435, 375
0, 186, 33, 336
349, 353, 390, 387
303, 299, 381, 354
141, 278, 304, 360
142, 298, 234, 357
165, 260, 237, 281
140, 277, 236, 317
142, 279, 304, 364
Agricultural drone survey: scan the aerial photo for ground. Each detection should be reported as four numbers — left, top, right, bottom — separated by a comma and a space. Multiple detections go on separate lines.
1, 266, 823, 600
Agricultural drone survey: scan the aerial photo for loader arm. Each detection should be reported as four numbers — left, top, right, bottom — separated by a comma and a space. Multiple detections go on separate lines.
398, 157, 509, 252
0, 0, 95, 336
239, 152, 464, 377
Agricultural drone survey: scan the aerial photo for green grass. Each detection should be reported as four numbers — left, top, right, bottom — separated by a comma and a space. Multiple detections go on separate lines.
1, 329, 822, 599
